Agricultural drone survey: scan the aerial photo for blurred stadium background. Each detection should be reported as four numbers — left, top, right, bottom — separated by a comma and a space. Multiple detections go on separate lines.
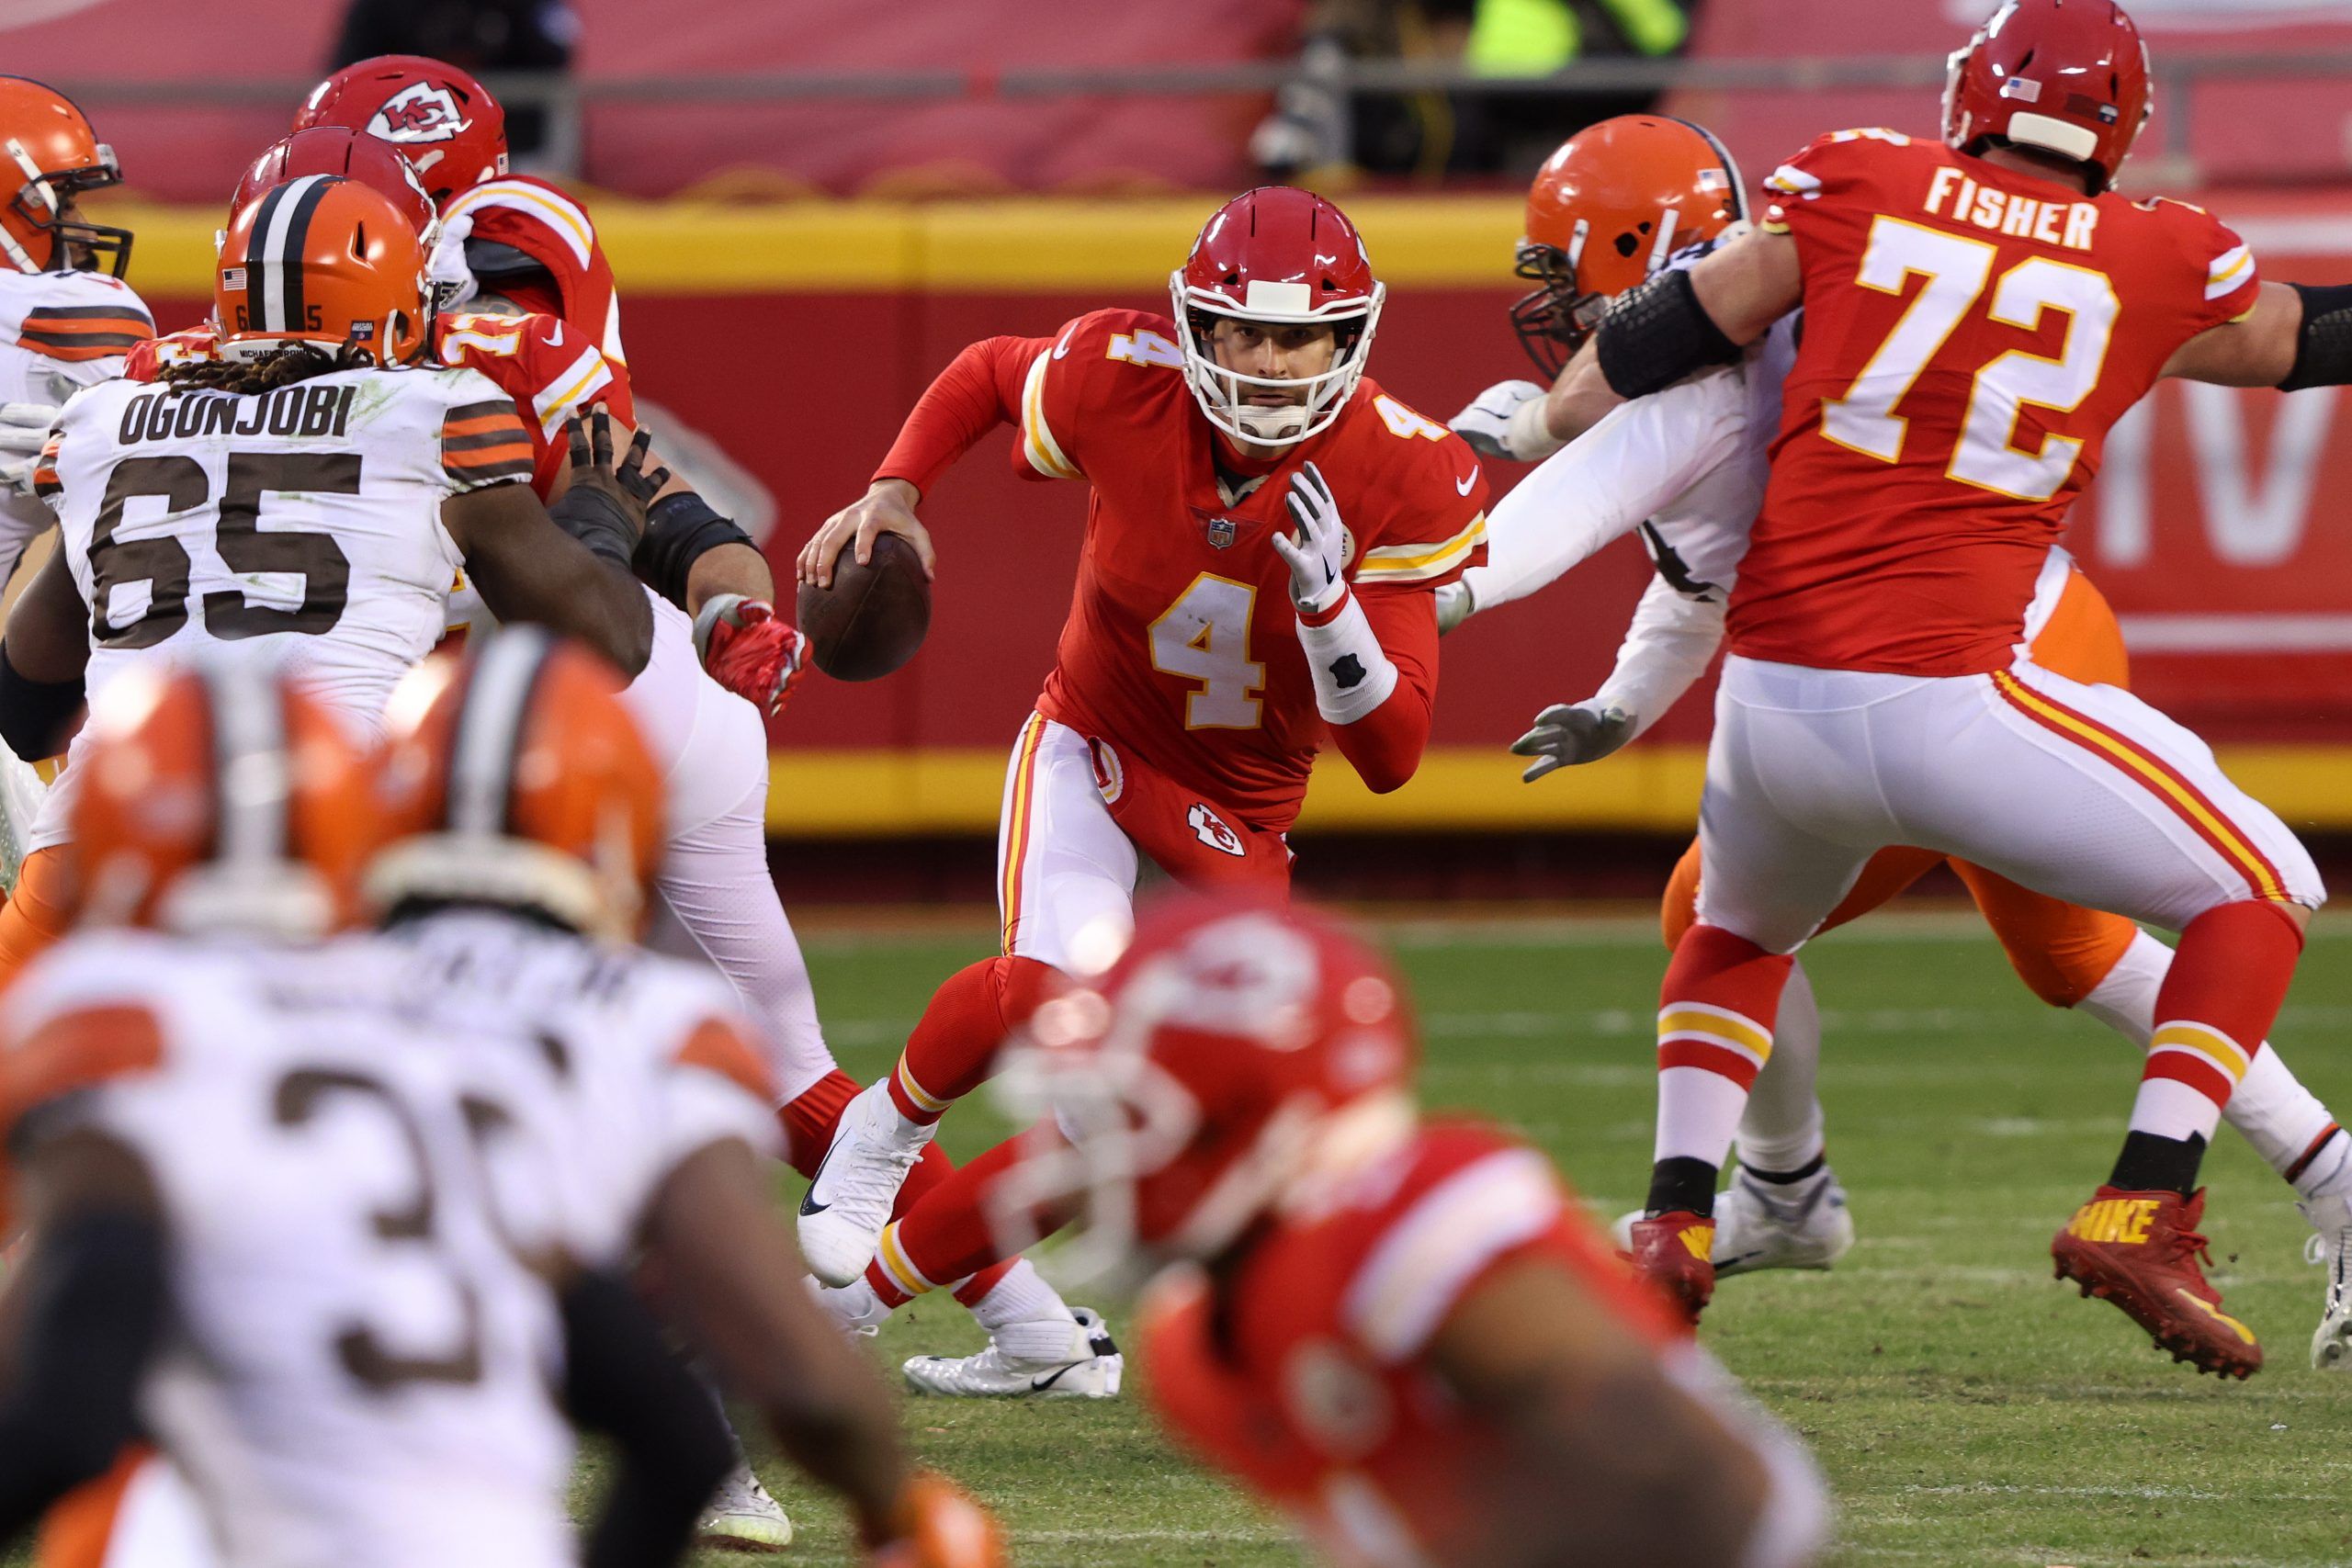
17, 0, 2351, 909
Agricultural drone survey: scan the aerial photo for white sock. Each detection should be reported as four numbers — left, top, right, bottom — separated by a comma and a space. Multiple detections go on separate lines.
2079, 931, 2340, 1187
1735, 961, 1826, 1177
966, 1258, 1078, 1359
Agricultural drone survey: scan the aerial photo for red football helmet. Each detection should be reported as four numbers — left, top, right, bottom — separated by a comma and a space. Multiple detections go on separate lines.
294, 54, 507, 207
232, 126, 438, 253
989, 894, 1419, 1291
1511, 116, 1747, 378
1170, 186, 1384, 448
1943, 0, 2151, 195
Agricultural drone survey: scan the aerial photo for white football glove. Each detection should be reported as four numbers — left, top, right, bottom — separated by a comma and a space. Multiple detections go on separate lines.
1272, 460, 1349, 615
1449, 379, 1564, 463
1510, 699, 1636, 781
1435, 580, 1476, 636
0, 403, 58, 498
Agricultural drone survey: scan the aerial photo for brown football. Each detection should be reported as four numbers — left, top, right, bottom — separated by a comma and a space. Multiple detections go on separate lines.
796, 532, 932, 682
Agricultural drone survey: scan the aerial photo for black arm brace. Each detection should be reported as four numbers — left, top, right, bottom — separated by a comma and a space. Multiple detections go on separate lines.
0, 643, 84, 762
0, 1209, 167, 1543
1595, 267, 1744, 401
560, 1269, 736, 1568
548, 482, 641, 575
2278, 282, 2352, 392
633, 492, 754, 612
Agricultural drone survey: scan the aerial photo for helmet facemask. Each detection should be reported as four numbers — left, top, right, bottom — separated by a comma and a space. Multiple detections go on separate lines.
1, 136, 130, 277
1170, 273, 1384, 449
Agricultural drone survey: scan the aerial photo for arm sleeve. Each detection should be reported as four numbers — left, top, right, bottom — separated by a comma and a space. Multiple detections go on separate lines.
1317, 588, 1439, 795
1591, 575, 1727, 740
871, 334, 1057, 497
1457, 373, 1746, 615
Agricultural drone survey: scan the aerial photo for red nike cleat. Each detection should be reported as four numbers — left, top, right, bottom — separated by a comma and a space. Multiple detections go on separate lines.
2052, 1185, 2262, 1380
1629, 1211, 1717, 1326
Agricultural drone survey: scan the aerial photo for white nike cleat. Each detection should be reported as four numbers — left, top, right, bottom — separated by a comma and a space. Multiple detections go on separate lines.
1611, 1167, 1855, 1277
696, 1463, 793, 1553
811, 1274, 889, 1339
2299, 1194, 2352, 1371
797, 1080, 936, 1287
902, 1306, 1125, 1400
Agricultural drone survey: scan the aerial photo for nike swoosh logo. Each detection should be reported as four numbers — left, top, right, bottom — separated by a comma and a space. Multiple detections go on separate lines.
1030, 1362, 1085, 1392
545, 321, 565, 346
2177, 1289, 2257, 1346
1052, 323, 1080, 360
1455, 465, 1479, 496
798, 1139, 838, 1217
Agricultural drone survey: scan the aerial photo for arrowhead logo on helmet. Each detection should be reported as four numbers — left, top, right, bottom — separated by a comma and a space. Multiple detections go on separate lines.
370, 83, 473, 142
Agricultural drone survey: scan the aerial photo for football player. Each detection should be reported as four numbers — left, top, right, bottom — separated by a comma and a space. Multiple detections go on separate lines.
0, 175, 659, 989
0, 78, 149, 592
2, 641, 1007, 1568
167, 130, 1091, 1439
1555, 0, 2352, 1376
790, 187, 1488, 1393
1442, 115, 2352, 1365
285, 54, 802, 718
0, 658, 733, 1568
987, 893, 1829, 1568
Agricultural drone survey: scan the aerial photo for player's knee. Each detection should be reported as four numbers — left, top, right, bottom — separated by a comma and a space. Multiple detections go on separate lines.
991, 954, 1063, 1032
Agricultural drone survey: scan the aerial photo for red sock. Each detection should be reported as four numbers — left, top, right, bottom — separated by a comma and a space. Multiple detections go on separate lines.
953, 1259, 1019, 1307
866, 1123, 1074, 1308
887, 955, 1060, 1124
2134, 900, 2306, 1133
1651, 923, 1794, 1206
778, 1066, 961, 1217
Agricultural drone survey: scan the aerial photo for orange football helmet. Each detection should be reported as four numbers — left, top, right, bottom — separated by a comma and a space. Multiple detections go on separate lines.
0, 76, 130, 277
70, 656, 378, 940
368, 630, 662, 942
1510, 116, 1747, 378
216, 175, 429, 366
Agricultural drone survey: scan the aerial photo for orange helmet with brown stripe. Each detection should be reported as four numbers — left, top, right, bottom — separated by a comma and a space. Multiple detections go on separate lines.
368, 630, 662, 942
0, 76, 130, 277
69, 655, 379, 939
216, 174, 429, 367
1510, 116, 1747, 378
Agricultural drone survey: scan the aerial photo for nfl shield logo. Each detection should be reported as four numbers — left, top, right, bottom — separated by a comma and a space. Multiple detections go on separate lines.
1204, 515, 1237, 549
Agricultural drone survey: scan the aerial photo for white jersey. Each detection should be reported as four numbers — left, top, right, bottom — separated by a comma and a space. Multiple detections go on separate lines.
0, 268, 153, 583
0, 922, 776, 1568
28, 364, 532, 851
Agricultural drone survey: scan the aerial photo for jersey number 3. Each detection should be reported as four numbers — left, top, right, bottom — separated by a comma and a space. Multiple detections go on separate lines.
1150, 573, 1264, 729
1822, 215, 2120, 502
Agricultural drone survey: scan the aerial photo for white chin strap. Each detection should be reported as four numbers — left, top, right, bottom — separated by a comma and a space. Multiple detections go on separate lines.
1170, 273, 1384, 449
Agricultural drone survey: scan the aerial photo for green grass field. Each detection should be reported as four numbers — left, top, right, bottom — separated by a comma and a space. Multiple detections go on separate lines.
715, 911, 2352, 1568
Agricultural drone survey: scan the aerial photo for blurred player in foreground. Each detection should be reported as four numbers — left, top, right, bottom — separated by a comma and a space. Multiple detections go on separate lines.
0, 658, 735, 1568
987, 894, 1829, 1568
791, 186, 1490, 1393
1444, 116, 2352, 1367
1554, 0, 2352, 1376
2, 639, 1006, 1568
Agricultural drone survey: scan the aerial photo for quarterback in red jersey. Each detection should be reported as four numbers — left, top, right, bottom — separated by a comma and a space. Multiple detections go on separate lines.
984, 894, 1828, 1568
1556, 0, 2352, 1376
791, 186, 1488, 1393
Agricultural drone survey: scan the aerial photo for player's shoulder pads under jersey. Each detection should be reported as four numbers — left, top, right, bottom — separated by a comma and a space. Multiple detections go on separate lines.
437, 309, 624, 443
2127, 194, 2259, 320
1759, 126, 1930, 231
1335, 1121, 1567, 1364
0, 933, 233, 1134
1015, 306, 1189, 483
1320, 376, 1489, 590
447, 175, 621, 363
0, 269, 155, 396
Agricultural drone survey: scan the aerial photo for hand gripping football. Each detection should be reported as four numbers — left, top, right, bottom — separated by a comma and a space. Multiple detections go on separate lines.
795, 532, 932, 681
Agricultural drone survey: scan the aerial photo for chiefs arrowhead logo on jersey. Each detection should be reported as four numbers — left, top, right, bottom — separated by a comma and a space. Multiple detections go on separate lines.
369, 83, 473, 143
1188, 802, 1246, 857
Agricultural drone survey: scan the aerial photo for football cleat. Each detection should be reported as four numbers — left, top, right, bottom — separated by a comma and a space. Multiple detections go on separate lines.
1627, 1211, 1717, 1325
1611, 1167, 1855, 1278
2051, 1185, 2261, 1380
902, 1307, 1125, 1400
811, 1274, 889, 1340
797, 1079, 937, 1288
2299, 1193, 2352, 1371
696, 1463, 793, 1553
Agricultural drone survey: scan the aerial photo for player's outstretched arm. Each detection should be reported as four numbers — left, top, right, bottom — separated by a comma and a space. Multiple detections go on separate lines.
800, 333, 1055, 588
1422, 1255, 1813, 1568
0, 1127, 168, 1544
2165, 280, 2352, 392
0, 542, 90, 761
1511, 578, 1726, 780
644, 1136, 1002, 1565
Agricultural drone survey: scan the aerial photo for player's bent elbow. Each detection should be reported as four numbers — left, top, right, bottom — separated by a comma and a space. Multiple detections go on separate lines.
590, 588, 654, 678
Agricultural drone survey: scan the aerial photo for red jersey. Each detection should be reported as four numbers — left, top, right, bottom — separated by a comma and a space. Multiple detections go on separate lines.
882, 308, 1487, 830
1735, 129, 2260, 676
1141, 1121, 1684, 1568
126, 310, 630, 501
444, 176, 625, 368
